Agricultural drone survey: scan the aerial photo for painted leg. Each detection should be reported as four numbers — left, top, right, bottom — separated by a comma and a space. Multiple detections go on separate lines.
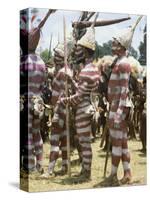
109, 129, 123, 175
54, 130, 68, 176
76, 120, 92, 179
23, 114, 36, 171
48, 122, 62, 174
60, 130, 68, 173
121, 132, 131, 184
78, 131, 92, 173
105, 128, 122, 185
23, 133, 36, 171
32, 118, 43, 172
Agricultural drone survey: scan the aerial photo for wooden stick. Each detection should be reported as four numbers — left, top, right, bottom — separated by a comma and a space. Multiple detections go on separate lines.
91, 12, 99, 28
48, 33, 53, 60
100, 121, 108, 148
72, 17, 131, 29
38, 9, 56, 29
86, 12, 95, 21
104, 133, 111, 178
63, 16, 71, 178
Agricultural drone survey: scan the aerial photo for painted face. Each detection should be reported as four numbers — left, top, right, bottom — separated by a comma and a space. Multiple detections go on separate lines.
75, 45, 85, 64
54, 52, 64, 71
112, 39, 126, 56
112, 39, 120, 53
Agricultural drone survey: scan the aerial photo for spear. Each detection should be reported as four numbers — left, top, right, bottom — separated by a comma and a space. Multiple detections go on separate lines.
100, 121, 108, 148
63, 16, 71, 177
48, 33, 53, 60
72, 17, 131, 29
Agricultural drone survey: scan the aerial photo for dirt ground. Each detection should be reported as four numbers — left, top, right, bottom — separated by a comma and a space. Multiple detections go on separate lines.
20, 138, 146, 192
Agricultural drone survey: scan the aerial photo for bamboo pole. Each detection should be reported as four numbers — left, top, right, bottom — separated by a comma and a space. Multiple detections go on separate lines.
48, 33, 53, 60
72, 17, 131, 29
63, 16, 71, 178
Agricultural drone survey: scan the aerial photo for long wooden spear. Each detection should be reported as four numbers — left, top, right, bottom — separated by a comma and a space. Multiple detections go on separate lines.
48, 33, 53, 60
72, 17, 131, 29
63, 16, 71, 177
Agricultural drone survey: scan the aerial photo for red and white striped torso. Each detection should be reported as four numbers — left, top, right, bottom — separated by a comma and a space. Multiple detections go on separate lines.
108, 56, 131, 108
51, 67, 73, 106
78, 63, 100, 96
20, 54, 46, 96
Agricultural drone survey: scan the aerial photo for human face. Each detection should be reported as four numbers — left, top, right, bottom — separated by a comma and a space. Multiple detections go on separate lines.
112, 39, 122, 55
112, 39, 126, 57
75, 45, 85, 64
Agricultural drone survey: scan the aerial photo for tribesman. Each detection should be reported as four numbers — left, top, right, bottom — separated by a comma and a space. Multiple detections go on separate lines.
107, 16, 142, 185
59, 27, 100, 182
42, 39, 74, 177
20, 9, 55, 172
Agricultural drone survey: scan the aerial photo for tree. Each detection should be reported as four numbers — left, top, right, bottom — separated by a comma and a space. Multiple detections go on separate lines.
94, 40, 138, 60
94, 40, 112, 60
40, 49, 51, 63
102, 40, 112, 56
128, 46, 138, 59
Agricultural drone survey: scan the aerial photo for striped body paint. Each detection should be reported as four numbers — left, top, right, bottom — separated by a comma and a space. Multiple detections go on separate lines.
108, 56, 131, 175
48, 67, 73, 173
21, 54, 46, 171
61, 62, 100, 172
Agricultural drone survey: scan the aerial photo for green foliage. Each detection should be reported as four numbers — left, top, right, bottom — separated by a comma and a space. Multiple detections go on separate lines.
40, 49, 52, 63
94, 40, 138, 60
94, 40, 112, 60
128, 46, 138, 59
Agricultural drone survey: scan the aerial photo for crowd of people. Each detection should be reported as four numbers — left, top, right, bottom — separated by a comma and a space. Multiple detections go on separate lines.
20, 10, 146, 186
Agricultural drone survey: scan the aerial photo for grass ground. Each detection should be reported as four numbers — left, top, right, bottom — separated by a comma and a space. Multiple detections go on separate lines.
20, 138, 146, 192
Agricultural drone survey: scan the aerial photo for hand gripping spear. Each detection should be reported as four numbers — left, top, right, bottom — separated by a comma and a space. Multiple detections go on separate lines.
63, 16, 71, 178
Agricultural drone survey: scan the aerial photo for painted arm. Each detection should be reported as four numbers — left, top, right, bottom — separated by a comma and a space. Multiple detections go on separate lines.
51, 72, 62, 106
114, 63, 131, 122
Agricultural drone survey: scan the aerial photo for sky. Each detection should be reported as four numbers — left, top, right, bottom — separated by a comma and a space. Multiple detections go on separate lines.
27, 8, 147, 56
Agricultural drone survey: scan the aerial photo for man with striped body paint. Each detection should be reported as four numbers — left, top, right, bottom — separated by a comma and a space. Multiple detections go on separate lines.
107, 46, 132, 185
60, 27, 100, 182
20, 54, 46, 172
20, 9, 55, 172
107, 16, 142, 185
42, 40, 74, 177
